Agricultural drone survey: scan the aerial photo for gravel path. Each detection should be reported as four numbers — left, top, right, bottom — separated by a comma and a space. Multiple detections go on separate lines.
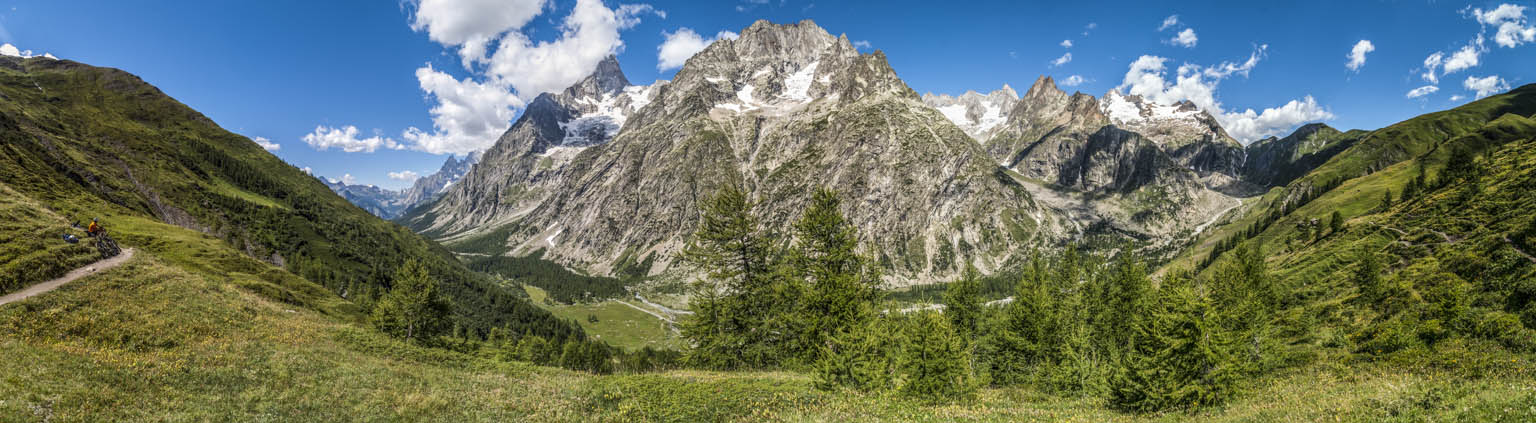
0, 248, 135, 306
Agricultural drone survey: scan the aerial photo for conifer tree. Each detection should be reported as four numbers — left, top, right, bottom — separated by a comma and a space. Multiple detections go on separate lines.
792, 187, 881, 363
1330, 211, 1344, 235
371, 260, 452, 343
987, 252, 1058, 385
679, 183, 783, 369
1110, 279, 1237, 413
944, 264, 984, 340
1094, 253, 1150, 360
899, 311, 976, 402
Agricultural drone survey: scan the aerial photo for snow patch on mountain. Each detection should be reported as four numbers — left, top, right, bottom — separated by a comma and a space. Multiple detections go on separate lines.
922, 85, 1018, 141
558, 84, 661, 147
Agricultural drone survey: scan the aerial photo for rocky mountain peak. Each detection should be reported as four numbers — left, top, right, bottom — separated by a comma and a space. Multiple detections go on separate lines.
1024, 75, 1064, 102
732, 19, 841, 65
561, 55, 630, 99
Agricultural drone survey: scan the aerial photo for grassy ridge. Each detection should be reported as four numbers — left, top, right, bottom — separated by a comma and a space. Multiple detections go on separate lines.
0, 182, 98, 295
0, 56, 575, 341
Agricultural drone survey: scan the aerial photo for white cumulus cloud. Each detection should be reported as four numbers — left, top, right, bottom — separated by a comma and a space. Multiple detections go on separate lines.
1050, 52, 1072, 67
1170, 28, 1198, 48
1159, 15, 1180, 31
252, 136, 280, 151
1420, 52, 1444, 83
1060, 39, 1073, 48
852, 40, 872, 49
1405, 85, 1439, 99
1472, 4, 1536, 48
656, 27, 738, 71
410, 0, 549, 67
383, 0, 660, 155
0, 43, 54, 59
388, 170, 422, 182
1060, 75, 1087, 87
1441, 36, 1485, 75
302, 125, 402, 153
1464, 75, 1510, 99
1346, 40, 1374, 71
402, 64, 523, 155
1116, 47, 1332, 143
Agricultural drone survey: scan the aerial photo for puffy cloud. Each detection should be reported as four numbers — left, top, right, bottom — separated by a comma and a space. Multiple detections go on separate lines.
252, 136, 280, 151
340, 174, 358, 185
1463, 75, 1510, 99
1169, 28, 1197, 48
1346, 40, 1374, 71
1159, 15, 1180, 31
1441, 36, 1485, 75
1405, 85, 1439, 98
0, 43, 53, 59
302, 125, 402, 153
402, 64, 522, 155
1450, 94, 1466, 101
1420, 52, 1444, 83
1220, 97, 1334, 143
1050, 52, 1072, 67
853, 40, 872, 49
388, 170, 422, 182
1060, 75, 1087, 87
409, 0, 548, 66
656, 28, 739, 70
391, 0, 659, 154
1117, 47, 1333, 143
1060, 39, 1073, 48
1472, 4, 1536, 48
301, 167, 313, 175
483, 0, 657, 99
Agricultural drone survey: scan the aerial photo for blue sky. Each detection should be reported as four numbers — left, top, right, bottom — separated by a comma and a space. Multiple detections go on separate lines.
4, 0, 1533, 189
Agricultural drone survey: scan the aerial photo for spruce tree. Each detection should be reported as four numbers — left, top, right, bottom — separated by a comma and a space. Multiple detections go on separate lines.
899, 311, 976, 402
944, 264, 984, 340
679, 183, 782, 369
988, 252, 1058, 385
1209, 244, 1280, 372
792, 187, 881, 363
1094, 253, 1150, 360
1330, 211, 1344, 235
370, 260, 452, 343
1110, 279, 1237, 413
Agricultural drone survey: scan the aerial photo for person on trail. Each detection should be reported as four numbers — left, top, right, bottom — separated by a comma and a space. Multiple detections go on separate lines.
86, 218, 101, 237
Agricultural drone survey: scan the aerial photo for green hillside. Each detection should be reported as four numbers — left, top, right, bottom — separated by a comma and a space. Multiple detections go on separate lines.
0, 56, 577, 341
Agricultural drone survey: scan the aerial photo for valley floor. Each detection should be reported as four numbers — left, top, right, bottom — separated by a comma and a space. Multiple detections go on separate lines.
3, 245, 1533, 422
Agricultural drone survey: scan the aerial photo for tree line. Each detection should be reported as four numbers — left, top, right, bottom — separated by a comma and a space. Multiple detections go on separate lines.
676, 184, 1291, 412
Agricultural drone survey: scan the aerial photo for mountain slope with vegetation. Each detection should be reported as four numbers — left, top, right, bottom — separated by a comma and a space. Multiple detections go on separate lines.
0, 55, 575, 341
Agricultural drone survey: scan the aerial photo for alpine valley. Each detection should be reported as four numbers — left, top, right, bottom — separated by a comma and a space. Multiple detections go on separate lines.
2, 10, 1535, 423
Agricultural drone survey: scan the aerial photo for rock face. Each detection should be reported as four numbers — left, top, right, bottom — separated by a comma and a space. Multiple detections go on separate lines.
404, 20, 1057, 285
1241, 123, 1364, 188
922, 85, 1018, 141
1099, 90, 1246, 178
404, 19, 1336, 284
964, 76, 1242, 245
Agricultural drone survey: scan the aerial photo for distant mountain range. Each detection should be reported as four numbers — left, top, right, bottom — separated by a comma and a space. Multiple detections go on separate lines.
321, 153, 478, 219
